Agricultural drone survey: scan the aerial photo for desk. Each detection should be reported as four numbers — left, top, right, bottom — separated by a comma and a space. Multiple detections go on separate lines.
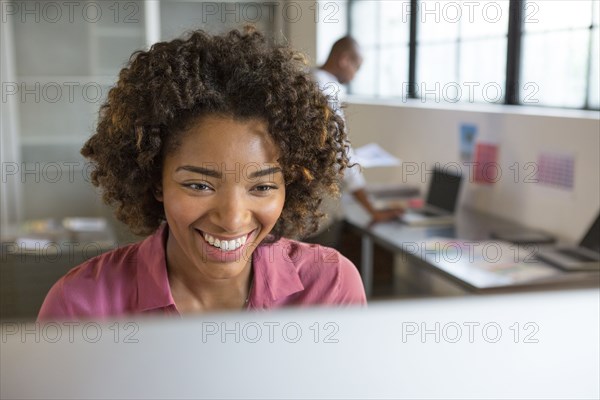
344, 202, 600, 297
0, 218, 118, 320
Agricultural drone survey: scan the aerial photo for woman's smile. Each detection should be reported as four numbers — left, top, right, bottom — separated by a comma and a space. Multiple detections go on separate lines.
200, 230, 251, 251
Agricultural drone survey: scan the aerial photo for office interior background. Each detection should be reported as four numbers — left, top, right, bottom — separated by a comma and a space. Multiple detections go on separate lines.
1, 0, 599, 320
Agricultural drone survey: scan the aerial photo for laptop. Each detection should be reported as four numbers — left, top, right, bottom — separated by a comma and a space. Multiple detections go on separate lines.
401, 167, 463, 226
536, 213, 600, 271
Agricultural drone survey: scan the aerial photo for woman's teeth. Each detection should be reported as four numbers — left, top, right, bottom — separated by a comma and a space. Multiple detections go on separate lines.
203, 232, 247, 251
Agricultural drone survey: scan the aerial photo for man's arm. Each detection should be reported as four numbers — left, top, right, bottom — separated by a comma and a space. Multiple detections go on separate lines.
352, 188, 404, 223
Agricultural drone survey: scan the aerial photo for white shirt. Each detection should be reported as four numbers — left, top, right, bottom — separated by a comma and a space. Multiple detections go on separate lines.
311, 68, 366, 193
312, 68, 347, 114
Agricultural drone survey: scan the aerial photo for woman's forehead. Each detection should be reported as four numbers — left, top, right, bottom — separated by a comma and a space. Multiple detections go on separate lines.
167, 115, 281, 165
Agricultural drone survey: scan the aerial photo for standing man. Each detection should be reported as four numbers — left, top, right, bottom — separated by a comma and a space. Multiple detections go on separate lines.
308, 36, 403, 247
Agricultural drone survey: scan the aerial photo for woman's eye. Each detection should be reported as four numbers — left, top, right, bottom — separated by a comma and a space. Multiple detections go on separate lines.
185, 183, 211, 191
253, 185, 277, 192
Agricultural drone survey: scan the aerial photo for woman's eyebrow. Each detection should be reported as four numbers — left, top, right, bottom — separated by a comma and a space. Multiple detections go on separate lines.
175, 165, 221, 177
247, 166, 282, 179
174, 165, 282, 179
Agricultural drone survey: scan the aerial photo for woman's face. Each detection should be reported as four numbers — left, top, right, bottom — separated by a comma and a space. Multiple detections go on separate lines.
158, 115, 286, 279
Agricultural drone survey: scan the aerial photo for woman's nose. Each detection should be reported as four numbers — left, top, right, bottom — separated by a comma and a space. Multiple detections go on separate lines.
212, 191, 251, 233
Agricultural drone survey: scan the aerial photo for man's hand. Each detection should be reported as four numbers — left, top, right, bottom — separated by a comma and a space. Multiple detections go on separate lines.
352, 188, 404, 226
367, 207, 404, 228
370, 207, 404, 224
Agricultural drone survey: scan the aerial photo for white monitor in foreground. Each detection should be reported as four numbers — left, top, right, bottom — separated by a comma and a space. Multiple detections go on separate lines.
2, 289, 599, 399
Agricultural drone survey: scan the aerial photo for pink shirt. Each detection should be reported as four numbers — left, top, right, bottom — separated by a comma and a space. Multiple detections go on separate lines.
38, 224, 366, 320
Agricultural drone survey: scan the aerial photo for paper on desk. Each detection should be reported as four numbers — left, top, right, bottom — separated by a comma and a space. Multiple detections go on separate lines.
414, 237, 560, 286
62, 217, 107, 232
352, 143, 401, 168
15, 237, 53, 251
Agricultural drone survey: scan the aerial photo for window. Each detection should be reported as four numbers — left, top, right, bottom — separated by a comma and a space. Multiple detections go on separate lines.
520, 0, 598, 108
349, 0, 410, 97
349, 0, 599, 110
417, 0, 509, 103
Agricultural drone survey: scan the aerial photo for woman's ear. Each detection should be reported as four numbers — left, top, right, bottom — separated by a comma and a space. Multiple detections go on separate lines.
154, 186, 164, 202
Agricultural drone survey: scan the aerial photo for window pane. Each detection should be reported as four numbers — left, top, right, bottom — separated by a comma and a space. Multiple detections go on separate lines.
523, 0, 594, 33
416, 42, 458, 101
417, 3, 459, 43
379, 0, 410, 46
520, 30, 589, 108
351, 0, 378, 47
589, 27, 599, 109
316, 1, 348, 65
378, 45, 409, 98
350, 47, 378, 96
460, 38, 507, 103
460, 0, 509, 38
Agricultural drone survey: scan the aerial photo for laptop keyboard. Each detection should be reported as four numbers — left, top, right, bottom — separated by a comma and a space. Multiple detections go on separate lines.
418, 210, 439, 217
557, 249, 598, 262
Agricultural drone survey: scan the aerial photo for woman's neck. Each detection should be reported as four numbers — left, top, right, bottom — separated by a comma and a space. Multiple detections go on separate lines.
165, 235, 253, 313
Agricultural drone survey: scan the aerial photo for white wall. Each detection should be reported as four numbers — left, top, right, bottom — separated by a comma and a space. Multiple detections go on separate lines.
345, 99, 600, 243
284, 0, 317, 63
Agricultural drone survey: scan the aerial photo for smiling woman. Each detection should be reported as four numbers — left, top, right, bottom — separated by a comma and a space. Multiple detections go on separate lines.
37, 27, 366, 320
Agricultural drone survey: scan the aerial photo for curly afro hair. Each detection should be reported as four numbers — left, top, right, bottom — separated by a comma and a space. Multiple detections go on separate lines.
81, 27, 349, 240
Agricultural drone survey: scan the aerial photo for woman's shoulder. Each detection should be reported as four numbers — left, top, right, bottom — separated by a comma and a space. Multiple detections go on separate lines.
38, 227, 166, 320
61, 241, 143, 287
258, 237, 351, 269
37, 242, 141, 319
255, 238, 366, 306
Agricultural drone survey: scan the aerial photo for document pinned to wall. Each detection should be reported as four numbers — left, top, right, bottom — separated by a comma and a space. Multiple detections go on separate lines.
459, 123, 478, 162
536, 151, 575, 190
473, 142, 499, 185
352, 143, 401, 168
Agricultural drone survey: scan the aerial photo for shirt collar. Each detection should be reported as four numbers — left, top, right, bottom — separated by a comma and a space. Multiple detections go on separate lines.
250, 238, 305, 308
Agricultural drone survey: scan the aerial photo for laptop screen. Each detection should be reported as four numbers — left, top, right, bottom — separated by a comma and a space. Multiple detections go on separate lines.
426, 168, 463, 212
580, 213, 600, 253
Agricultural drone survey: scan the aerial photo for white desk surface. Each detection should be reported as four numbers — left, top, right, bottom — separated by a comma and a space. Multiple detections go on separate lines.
344, 202, 600, 293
